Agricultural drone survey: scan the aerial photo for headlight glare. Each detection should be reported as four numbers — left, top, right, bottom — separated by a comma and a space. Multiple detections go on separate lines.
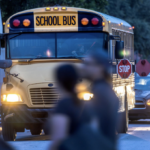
83, 93, 93, 101
2, 94, 22, 102
147, 99, 150, 106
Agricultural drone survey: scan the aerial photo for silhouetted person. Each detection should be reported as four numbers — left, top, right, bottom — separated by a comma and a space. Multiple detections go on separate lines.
50, 64, 90, 150
0, 138, 14, 150
82, 50, 119, 147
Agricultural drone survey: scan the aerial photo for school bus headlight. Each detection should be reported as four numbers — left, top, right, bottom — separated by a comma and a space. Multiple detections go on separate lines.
147, 100, 150, 106
54, 7, 59, 11
45, 7, 51, 11
2, 94, 22, 102
83, 93, 93, 101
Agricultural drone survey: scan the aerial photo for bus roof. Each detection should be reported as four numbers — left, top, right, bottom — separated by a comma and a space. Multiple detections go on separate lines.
4, 6, 133, 34
99, 12, 131, 27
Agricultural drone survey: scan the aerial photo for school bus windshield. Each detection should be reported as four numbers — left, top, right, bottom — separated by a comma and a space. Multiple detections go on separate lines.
7, 32, 108, 59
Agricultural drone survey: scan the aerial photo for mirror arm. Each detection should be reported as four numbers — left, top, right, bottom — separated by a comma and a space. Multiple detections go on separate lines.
109, 35, 121, 41
0, 34, 4, 40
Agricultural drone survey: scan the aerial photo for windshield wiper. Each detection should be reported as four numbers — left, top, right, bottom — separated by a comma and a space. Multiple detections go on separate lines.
0, 31, 23, 39
28, 56, 49, 62
58, 56, 82, 59
5, 71, 24, 83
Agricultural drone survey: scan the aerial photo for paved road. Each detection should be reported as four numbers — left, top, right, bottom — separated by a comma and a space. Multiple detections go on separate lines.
1, 120, 150, 150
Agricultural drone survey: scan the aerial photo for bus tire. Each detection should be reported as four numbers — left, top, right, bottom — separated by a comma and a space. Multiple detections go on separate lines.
2, 123, 16, 141
118, 100, 128, 133
30, 129, 42, 135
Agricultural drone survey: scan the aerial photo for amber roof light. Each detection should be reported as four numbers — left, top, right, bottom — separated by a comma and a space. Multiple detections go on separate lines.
23, 19, 30, 27
81, 18, 89, 26
45, 7, 51, 11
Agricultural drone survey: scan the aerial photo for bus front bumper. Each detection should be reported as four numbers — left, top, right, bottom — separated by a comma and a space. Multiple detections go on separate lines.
1, 104, 53, 124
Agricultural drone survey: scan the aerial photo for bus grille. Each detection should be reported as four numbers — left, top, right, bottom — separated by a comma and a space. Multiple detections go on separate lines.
30, 88, 59, 105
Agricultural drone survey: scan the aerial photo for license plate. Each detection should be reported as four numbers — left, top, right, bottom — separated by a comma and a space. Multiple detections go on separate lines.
34, 12, 78, 28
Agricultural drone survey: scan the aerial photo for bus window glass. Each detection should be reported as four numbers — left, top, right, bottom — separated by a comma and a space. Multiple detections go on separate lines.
8, 33, 55, 59
57, 32, 108, 58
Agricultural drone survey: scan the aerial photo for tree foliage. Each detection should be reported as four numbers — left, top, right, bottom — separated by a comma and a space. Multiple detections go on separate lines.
106, 0, 150, 58
0, 0, 150, 56
0, 0, 107, 21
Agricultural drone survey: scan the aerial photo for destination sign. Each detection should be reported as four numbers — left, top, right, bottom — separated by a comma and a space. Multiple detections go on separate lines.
34, 13, 78, 28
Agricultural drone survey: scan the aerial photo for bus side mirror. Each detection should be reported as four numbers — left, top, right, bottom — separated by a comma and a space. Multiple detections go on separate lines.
0, 35, 5, 55
0, 60, 12, 69
0, 37, 1, 55
115, 41, 124, 59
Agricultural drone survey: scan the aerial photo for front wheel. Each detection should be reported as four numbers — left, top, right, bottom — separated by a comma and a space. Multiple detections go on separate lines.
30, 128, 42, 135
118, 100, 128, 133
2, 122, 16, 141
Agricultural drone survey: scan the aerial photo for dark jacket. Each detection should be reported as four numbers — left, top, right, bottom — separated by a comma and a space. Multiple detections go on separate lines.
92, 80, 119, 144
0, 139, 14, 150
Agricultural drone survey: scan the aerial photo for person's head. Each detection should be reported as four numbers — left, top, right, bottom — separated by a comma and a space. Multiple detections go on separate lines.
56, 64, 79, 95
82, 50, 112, 83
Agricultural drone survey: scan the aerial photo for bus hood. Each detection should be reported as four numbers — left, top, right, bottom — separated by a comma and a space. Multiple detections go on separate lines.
9, 62, 80, 84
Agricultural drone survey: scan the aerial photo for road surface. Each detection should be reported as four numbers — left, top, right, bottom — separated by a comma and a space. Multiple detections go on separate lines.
1, 120, 150, 150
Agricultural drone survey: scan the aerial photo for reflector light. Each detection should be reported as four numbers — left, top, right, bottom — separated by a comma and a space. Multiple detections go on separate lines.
132, 26, 135, 29
147, 100, 150, 106
45, 7, 51, 11
13, 19, 20, 27
102, 22, 105, 26
121, 22, 123, 25
108, 21, 111, 23
7, 23, 10, 28
91, 18, 99, 25
81, 18, 89, 26
3, 22, 5, 25
62, 7, 67, 10
23, 19, 30, 27
54, 7, 59, 11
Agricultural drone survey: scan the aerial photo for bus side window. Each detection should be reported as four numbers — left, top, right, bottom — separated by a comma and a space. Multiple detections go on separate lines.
128, 33, 131, 59
124, 33, 127, 58
112, 29, 116, 60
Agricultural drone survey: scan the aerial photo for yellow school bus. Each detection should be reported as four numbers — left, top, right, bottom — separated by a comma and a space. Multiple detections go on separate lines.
0, 6, 135, 141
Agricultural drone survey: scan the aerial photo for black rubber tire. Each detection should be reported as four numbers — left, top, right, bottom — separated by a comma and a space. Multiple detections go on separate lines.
2, 123, 16, 141
30, 129, 42, 135
118, 100, 128, 133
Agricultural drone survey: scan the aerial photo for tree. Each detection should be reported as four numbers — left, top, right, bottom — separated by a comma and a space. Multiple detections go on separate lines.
106, 0, 150, 58
0, 0, 107, 22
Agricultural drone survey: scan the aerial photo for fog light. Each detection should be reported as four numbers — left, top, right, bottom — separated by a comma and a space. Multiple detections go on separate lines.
2, 94, 22, 102
147, 100, 150, 106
